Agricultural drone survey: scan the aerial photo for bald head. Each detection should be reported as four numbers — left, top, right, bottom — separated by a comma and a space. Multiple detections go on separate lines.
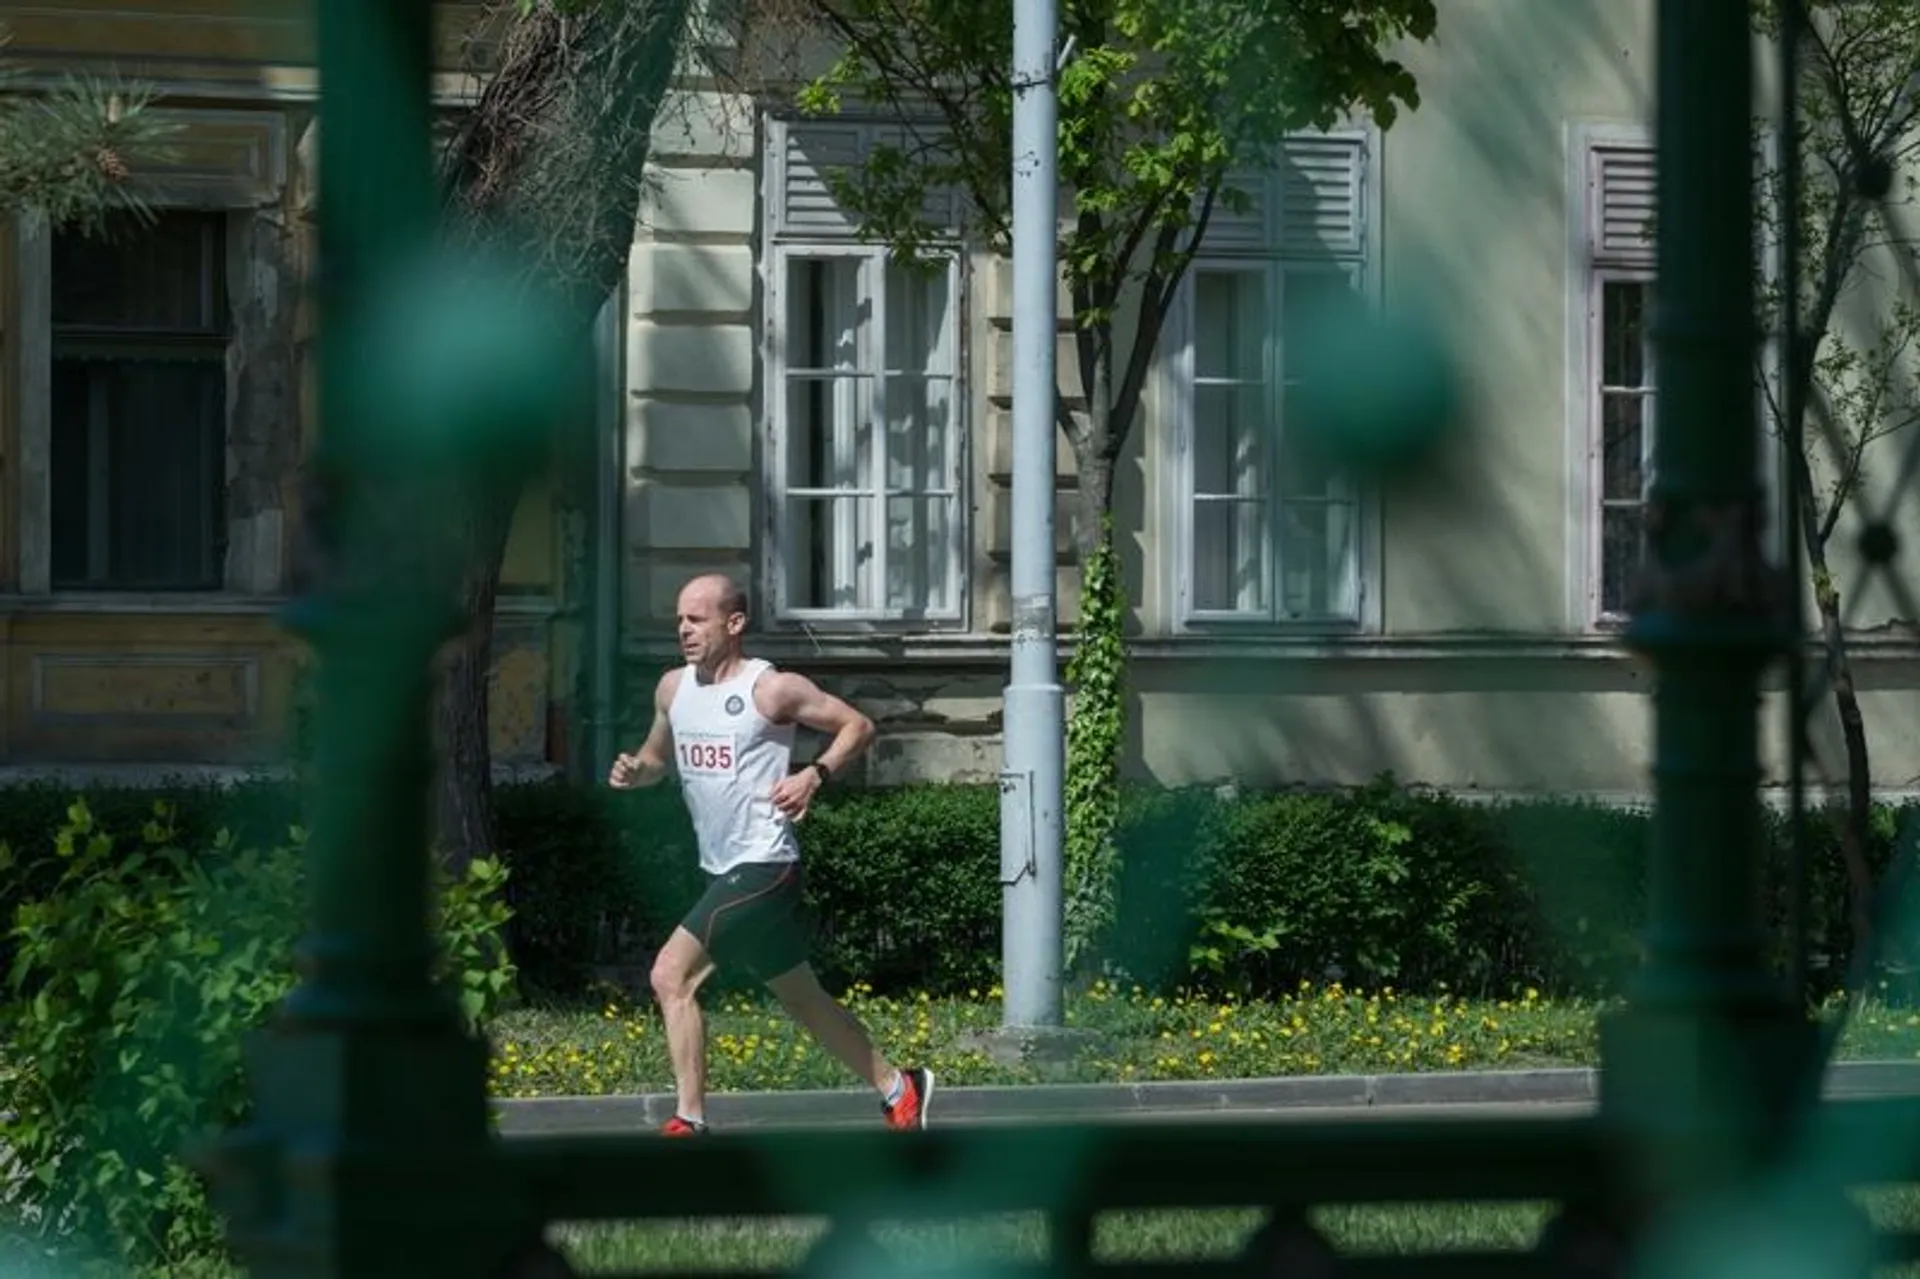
674, 574, 750, 672
682, 573, 748, 621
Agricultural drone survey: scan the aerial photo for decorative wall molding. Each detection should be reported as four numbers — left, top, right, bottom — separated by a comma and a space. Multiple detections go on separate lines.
0, 593, 286, 615
0, 3, 492, 76
142, 107, 290, 208
29, 652, 261, 729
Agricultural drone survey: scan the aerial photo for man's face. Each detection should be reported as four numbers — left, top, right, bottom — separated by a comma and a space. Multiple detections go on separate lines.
676, 584, 740, 666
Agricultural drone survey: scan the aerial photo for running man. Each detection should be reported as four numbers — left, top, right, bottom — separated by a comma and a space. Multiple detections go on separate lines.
607, 573, 933, 1136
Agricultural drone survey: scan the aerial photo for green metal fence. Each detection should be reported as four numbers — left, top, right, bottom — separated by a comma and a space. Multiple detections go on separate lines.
194, 0, 1920, 1274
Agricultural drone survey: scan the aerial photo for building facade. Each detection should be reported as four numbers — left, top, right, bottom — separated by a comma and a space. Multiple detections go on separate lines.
622, 0, 1920, 797
3, 0, 1917, 796
0, 1, 569, 773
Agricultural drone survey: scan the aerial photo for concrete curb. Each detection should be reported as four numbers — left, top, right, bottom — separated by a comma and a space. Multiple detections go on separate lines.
493, 1060, 1920, 1136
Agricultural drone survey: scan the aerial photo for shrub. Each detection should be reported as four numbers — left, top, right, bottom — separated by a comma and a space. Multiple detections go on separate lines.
1107, 782, 1532, 998
492, 780, 697, 997
488, 779, 1004, 998
0, 779, 299, 980
1479, 797, 1650, 996
1, 775, 1915, 1009
0, 799, 516, 1275
799, 783, 1002, 994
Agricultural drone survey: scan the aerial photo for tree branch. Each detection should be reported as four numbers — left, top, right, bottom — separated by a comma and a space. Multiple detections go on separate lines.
1072, 208, 1105, 451
1110, 186, 1173, 292
1109, 216, 1189, 463
806, 0, 1014, 244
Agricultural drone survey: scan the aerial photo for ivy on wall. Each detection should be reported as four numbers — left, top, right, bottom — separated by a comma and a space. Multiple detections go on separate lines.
1064, 514, 1127, 969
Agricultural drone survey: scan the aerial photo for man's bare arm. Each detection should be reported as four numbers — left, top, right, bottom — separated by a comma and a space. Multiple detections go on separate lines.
609, 671, 680, 789
762, 671, 875, 775
759, 672, 874, 819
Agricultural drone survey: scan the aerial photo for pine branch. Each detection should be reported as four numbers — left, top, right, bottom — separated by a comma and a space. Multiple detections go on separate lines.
0, 64, 179, 233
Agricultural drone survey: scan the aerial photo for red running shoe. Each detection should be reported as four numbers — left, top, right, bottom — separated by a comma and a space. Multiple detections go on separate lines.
882, 1067, 934, 1131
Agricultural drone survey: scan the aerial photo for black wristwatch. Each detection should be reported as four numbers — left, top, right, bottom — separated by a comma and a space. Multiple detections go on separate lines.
809, 761, 832, 785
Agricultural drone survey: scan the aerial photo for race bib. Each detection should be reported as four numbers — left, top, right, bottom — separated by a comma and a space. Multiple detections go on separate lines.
676, 730, 737, 778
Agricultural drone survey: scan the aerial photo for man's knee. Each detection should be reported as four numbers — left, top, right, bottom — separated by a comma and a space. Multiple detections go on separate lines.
651, 941, 705, 1004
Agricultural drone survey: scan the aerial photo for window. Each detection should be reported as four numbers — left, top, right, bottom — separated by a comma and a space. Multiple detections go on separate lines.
764, 117, 966, 625
1596, 276, 1654, 618
1578, 139, 1657, 625
49, 210, 229, 590
1169, 132, 1373, 628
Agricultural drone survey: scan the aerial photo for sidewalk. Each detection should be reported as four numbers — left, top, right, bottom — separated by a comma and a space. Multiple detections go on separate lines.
493, 1059, 1920, 1136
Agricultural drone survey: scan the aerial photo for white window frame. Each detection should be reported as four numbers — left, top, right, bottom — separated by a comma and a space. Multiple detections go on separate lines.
1565, 122, 1785, 632
1161, 127, 1383, 634
1567, 124, 1658, 631
760, 114, 970, 630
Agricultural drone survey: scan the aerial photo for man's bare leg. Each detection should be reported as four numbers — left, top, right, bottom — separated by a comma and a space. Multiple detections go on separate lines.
766, 962, 933, 1129
765, 962, 896, 1091
650, 926, 717, 1126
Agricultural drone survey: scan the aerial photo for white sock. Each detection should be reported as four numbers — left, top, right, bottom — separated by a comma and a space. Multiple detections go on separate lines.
882, 1071, 905, 1105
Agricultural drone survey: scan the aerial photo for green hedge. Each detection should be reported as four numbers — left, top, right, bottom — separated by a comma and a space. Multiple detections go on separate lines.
430, 776, 1920, 1002
2, 776, 1914, 1004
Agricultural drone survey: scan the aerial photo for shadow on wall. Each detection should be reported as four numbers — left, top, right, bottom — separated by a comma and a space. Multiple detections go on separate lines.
1120, 0, 1659, 793
1129, 647, 1653, 792
1381, 0, 1653, 634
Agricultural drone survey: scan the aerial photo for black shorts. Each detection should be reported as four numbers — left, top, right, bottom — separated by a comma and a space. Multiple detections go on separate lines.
679, 860, 811, 981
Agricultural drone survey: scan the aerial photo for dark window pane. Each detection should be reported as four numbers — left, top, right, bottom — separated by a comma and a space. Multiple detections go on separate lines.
51, 211, 227, 333
1601, 504, 1645, 615
49, 361, 93, 586
51, 359, 225, 590
1602, 392, 1647, 500
1280, 269, 1354, 345
1601, 280, 1648, 387
49, 209, 230, 591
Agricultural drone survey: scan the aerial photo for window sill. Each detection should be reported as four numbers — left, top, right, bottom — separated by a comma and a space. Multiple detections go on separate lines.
622, 628, 1920, 665
0, 592, 560, 618
0, 592, 287, 614
1133, 632, 1643, 661
624, 630, 1657, 665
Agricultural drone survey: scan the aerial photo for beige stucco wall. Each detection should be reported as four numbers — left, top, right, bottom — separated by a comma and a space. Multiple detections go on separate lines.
618, 0, 1920, 797
1371, 0, 1652, 636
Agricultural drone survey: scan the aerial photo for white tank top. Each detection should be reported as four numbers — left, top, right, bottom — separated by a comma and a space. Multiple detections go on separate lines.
669, 657, 801, 875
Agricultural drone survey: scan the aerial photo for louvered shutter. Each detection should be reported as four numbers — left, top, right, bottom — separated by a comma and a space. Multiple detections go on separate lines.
1277, 133, 1365, 256
777, 121, 865, 237
1593, 144, 1656, 263
870, 123, 961, 231
1200, 171, 1271, 252
1195, 132, 1366, 257
774, 119, 961, 239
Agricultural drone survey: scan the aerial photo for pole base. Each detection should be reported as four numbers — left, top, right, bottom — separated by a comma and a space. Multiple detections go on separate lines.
959, 1024, 1106, 1081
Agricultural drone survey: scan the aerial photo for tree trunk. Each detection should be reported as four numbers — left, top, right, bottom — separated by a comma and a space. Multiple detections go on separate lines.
1066, 320, 1118, 564
418, 0, 686, 873
1802, 532, 1877, 958
1821, 593, 1878, 957
431, 479, 521, 877
1071, 433, 1114, 566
